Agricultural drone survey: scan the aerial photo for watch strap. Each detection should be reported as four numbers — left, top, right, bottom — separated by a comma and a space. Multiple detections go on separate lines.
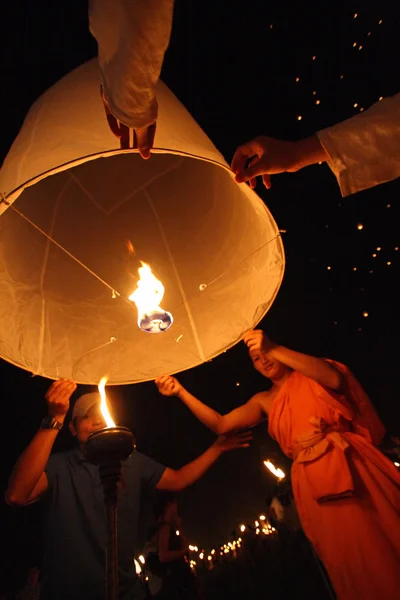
40, 416, 64, 431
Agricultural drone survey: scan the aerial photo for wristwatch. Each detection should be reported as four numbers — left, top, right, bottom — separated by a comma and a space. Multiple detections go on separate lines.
40, 416, 64, 431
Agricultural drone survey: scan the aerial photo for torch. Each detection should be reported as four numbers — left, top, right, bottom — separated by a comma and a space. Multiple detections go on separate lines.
263, 460, 285, 480
85, 377, 135, 600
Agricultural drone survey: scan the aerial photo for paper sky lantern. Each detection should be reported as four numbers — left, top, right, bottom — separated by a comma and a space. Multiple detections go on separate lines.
0, 59, 284, 384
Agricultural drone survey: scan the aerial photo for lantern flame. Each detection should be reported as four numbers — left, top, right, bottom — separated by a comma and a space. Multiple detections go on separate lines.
129, 262, 173, 333
98, 376, 116, 428
264, 460, 285, 479
129, 262, 164, 311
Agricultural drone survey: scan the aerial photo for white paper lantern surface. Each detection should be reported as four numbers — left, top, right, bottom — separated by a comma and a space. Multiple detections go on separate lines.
0, 59, 284, 384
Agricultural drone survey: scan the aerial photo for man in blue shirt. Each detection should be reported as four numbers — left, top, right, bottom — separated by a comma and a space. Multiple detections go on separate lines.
6, 380, 249, 600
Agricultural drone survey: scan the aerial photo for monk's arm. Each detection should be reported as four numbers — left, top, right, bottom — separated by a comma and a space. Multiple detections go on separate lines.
176, 387, 265, 435
268, 345, 343, 391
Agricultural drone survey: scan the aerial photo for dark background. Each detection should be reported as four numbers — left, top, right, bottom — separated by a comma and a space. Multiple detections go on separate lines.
0, 0, 399, 582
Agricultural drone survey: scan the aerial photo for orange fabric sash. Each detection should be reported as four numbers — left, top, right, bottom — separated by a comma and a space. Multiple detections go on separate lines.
293, 417, 355, 503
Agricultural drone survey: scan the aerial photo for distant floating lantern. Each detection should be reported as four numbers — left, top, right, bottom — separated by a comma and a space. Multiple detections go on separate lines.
0, 60, 284, 384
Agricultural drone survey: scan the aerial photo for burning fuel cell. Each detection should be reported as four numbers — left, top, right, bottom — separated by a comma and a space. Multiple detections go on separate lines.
129, 261, 173, 333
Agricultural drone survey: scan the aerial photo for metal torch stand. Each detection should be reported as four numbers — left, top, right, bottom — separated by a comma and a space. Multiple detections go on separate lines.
86, 427, 135, 600
99, 462, 121, 600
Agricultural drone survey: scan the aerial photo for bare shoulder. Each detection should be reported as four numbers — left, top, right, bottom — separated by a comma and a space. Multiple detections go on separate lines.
249, 390, 276, 416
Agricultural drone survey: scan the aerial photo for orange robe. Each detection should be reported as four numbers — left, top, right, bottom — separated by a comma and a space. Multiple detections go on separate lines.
268, 361, 400, 600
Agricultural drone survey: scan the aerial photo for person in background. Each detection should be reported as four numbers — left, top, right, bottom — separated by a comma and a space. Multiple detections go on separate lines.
89, 0, 175, 157
5, 380, 250, 600
156, 329, 400, 600
144, 492, 197, 599
232, 93, 400, 197
265, 491, 284, 529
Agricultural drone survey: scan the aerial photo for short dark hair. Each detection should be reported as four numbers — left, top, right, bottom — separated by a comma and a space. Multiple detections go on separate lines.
153, 491, 176, 520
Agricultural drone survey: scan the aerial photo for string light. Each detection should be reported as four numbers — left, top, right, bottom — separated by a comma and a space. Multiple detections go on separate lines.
363, 311, 369, 318
297, 115, 302, 121
357, 223, 364, 230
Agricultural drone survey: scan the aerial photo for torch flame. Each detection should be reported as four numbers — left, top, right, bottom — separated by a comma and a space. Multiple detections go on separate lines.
129, 262, 165, 313
98, 376, 116, 428
263, 460, 285, 479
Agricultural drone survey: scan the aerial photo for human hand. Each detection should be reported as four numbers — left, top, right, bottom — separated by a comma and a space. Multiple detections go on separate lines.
132, 122, 157, 159
231, 136, 302, 189
101, 85, 156, 159
155, 375, 183, 397
214, 430, 252, 453
45, 379, 77, 422
243, 329, 276, 355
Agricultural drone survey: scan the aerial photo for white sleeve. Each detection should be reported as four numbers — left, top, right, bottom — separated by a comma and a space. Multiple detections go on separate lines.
89, 0, 174, 130
317, 93, 400, 197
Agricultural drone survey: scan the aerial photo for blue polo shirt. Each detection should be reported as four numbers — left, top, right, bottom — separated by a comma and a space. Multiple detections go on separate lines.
42, 448, 166, 600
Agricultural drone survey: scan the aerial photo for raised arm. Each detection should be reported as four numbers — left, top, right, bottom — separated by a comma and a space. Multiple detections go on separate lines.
89, 0, 174, 131
244, 330, 343, 392
155, 375, 265, 435
5, 380, 76, 506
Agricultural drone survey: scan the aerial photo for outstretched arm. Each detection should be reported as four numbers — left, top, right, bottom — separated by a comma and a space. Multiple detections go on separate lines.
156, 431, 252, 491
232, 93, 400, 197
155, 375, 265, 435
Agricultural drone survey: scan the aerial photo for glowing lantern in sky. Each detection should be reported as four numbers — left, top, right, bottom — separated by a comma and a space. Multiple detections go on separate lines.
0, 59, 284, 384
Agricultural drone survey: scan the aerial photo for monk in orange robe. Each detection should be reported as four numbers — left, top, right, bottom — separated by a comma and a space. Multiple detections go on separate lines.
155, 329, 400, 600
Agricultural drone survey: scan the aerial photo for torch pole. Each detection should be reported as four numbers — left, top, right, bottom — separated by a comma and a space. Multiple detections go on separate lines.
100, 461, 121, 600
105, 499, 118, 599
86, 427, 135, 600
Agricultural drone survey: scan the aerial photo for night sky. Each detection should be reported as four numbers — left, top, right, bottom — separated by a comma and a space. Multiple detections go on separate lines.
1, 0, 399, 576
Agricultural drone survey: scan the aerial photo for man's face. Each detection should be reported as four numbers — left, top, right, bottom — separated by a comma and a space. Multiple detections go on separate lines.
250, 350, 285, 380
72, 404, 106, 443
